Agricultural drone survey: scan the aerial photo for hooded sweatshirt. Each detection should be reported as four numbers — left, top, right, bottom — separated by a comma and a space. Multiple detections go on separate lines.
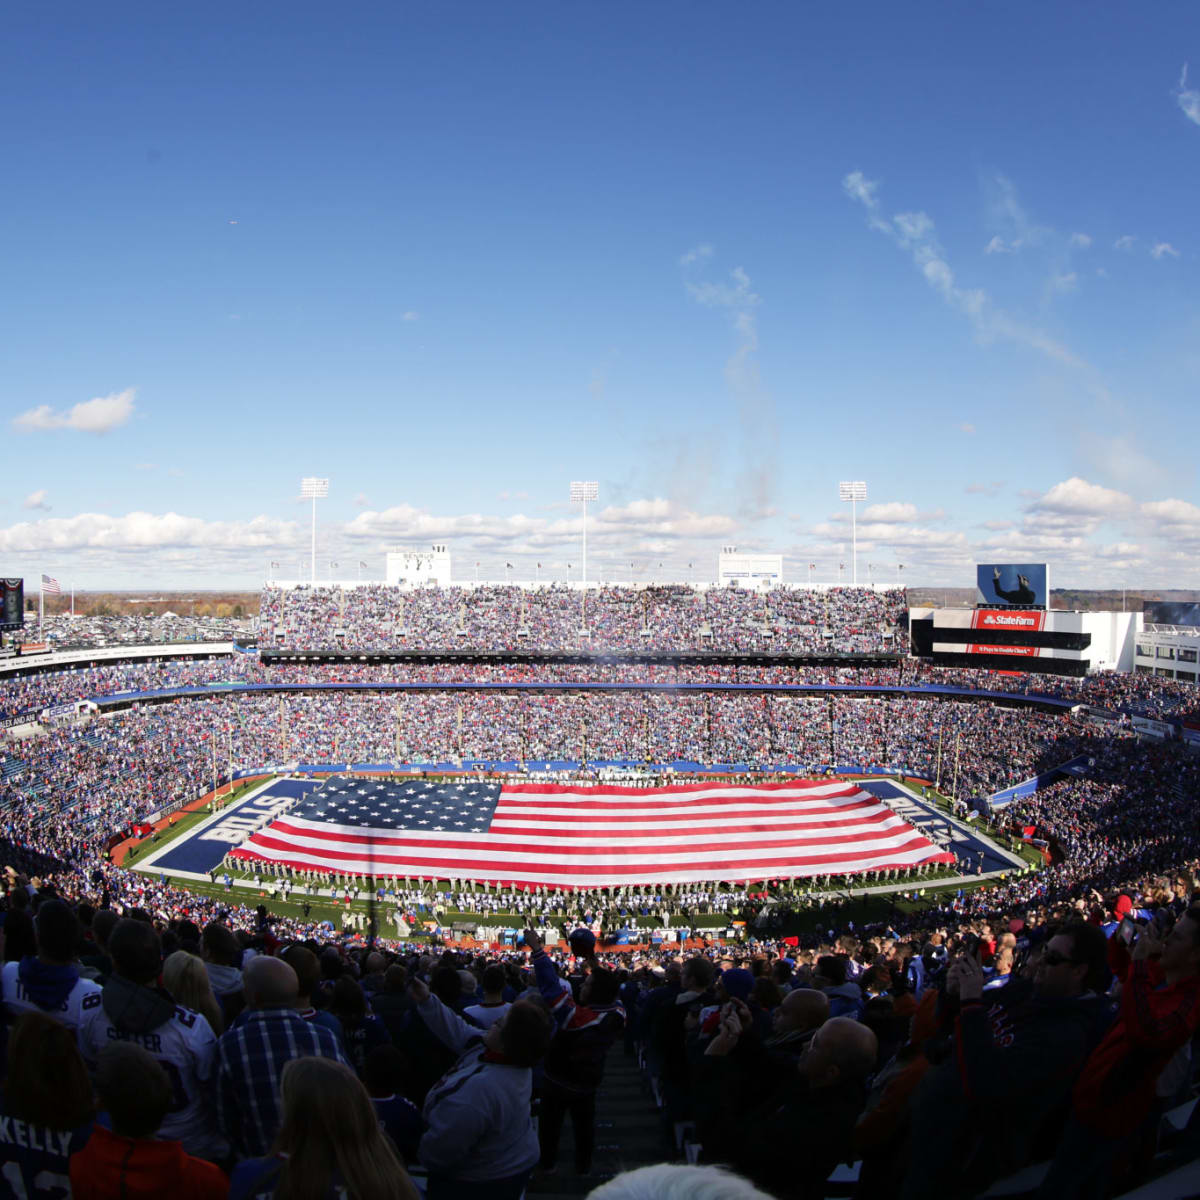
900, 978, 1114, 1200
69, 1124, 227, 1200
77, 976, 224, 1160
1, 957, 100, 1031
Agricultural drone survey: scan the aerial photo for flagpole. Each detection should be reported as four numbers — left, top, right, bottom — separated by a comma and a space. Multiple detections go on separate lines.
39, 577, 43, 634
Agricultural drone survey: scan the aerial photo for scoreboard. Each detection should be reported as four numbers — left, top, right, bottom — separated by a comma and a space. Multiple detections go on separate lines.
908, 606, 1091, 676
1, 579, 24, 632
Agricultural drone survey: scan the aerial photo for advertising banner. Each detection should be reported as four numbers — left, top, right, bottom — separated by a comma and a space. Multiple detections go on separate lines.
975, 563, 1048, 608
1132, 715, 1173, 740
18, 643, 49, 656
970, 609, 1046, 632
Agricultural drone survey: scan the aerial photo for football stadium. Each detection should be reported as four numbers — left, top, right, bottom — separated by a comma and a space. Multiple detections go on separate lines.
5, 7, 1200, 1196
3, 568, 1200, 1196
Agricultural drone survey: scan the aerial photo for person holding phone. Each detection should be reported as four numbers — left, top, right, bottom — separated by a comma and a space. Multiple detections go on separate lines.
1039, 906, 1200, 1199
899, 923, 1113, 1200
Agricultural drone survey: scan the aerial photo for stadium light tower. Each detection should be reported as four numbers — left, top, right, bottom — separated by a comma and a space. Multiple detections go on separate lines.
838, 481, 867, 586
570, 481, 598, 590
299, 477, 329, 585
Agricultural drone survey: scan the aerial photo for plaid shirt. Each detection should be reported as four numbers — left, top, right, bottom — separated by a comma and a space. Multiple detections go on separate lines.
216, 1005, 349, 1156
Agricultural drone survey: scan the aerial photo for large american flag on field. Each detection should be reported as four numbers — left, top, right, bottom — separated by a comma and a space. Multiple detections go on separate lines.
229, 777, 954, 888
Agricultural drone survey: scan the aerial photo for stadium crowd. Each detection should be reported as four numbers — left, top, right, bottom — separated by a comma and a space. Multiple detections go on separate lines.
5, 610, 1200, 1194
6, 853, 1200, 1198
259, 584, 910, 655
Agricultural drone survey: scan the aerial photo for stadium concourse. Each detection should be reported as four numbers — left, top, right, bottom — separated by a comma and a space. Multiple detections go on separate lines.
4, 587, 1200, 1197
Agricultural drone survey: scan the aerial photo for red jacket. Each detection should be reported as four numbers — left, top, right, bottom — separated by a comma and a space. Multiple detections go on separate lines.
69, 1125, 227, 1200
1073, 947, 1200, 1137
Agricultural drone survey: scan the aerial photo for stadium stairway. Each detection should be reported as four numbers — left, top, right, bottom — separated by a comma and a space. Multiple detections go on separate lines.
526, 1044, 664, 1197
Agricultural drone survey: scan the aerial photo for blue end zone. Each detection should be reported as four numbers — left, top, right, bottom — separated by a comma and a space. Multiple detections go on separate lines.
857, 780, 1017, 875
147, 778, 323, 874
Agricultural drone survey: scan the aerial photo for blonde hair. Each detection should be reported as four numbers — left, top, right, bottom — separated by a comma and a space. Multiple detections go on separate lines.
273, 1057, 418, 1200
163, 950, 224, 1035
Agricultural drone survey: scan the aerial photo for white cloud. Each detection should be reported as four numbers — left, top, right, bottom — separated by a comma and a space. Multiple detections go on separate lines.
346, 498, 737, 548
1069, 232, 1092, 249
1032, 477, 1133, 517
1051, 272, 1077, 293
12, 388, 136, 434
679, 243, 713, 267
401, 311, 419, 321
22, 490, 50, 511
984, 236, 1012, 255
861, 502, 919, 523
353, 492, 371, 509
1176, 63, 1200, 126
1114, 235, 1136, 251
843, 174, 1084, 369
966, 482, 1004, 496
0, 511, 299, 554
1150, 242, 1180, 260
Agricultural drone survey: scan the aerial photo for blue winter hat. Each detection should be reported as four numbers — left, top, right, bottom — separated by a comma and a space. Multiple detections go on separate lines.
720, 968, 755, 1001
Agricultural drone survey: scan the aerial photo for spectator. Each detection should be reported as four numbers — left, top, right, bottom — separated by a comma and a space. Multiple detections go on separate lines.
901, 922, 1113, 1199
228, 1056, 417, 1200
327, 975, 390, 1076
699, 1013, 878, 1198
1039, 907, 1200, 1199
526, 928, 626, 1177
215, 955, 349, 1159
0, 1012, 94, 1196
462, 963, 511, 1029
409, 974, 552, 1199
69, 1042, 227, 1199
77, 919, 224, 1161
585, 1162, 776, 1199
0, 898, 100, 1031
163, 949, 225, 1036
201, 921, 245, 1026
362, 1043, 424, 1164
369, 964, 414, 1041
282, 944, 344, 1042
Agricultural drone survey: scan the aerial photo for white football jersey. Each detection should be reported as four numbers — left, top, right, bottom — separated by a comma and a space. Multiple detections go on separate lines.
77, 991, 223, 1158
0, 961, 101, 1032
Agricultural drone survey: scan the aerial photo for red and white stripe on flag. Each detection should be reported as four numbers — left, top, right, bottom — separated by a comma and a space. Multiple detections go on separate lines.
231, 779, 955, 888
41, 574, 61, 594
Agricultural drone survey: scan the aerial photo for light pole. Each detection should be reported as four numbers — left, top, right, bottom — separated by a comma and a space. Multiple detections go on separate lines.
570, 481, 598, 592
300, 478, 329, 585
838, 481, 867, 586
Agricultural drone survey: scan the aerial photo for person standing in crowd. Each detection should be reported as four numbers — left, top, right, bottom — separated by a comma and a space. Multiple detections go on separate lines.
1, 899, 100, 1031
1038, 907, 1200, 1199
215, 955, 349, 1159
76, 918, 225, 1162
0, 1012, 94, 1198
462, 963, 511, 1030
900, 922, 1113, 1200
525, 927, 626, 1177
409, 974, 552, 1199
69, 1042, 227, 1199
228, 1057, 418, 1200
698, 1010, 878, 1199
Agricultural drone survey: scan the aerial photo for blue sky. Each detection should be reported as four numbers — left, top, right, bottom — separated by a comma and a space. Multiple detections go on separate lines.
2, 3, 1198, 589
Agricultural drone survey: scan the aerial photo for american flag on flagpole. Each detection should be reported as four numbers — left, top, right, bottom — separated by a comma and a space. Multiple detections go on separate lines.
229, 778, 954, 888
41, 574, 61, 595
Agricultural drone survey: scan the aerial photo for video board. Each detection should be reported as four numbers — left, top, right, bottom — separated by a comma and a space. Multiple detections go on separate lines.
1, 579, 24, 632
1143, 601, 1200, 627
975, 563, 1048, 609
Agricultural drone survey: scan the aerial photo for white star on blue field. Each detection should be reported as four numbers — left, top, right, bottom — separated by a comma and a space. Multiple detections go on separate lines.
296, 777, 500, 834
